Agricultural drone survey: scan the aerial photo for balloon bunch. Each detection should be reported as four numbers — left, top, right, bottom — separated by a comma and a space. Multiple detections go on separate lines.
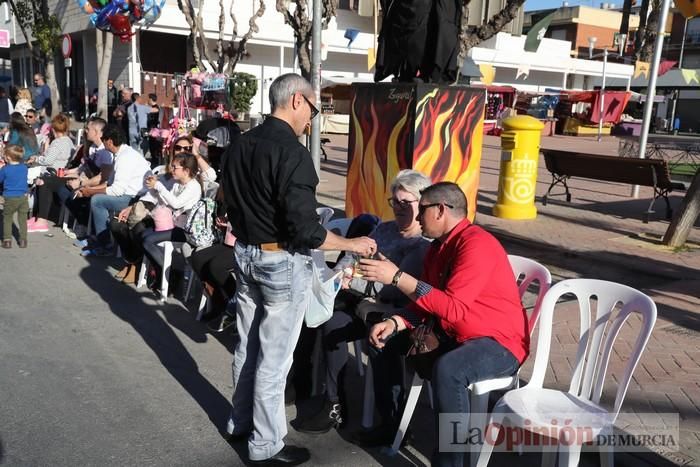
76, 0, 165, 42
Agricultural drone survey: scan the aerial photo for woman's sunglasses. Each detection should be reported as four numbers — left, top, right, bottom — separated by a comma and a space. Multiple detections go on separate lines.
174, 144, 193, 152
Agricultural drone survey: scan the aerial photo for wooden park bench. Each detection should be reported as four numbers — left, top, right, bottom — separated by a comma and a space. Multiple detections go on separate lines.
541, 149, 687, 223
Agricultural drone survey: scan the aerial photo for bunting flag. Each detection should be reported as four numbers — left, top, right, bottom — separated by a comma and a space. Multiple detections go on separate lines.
367, 48, 376, 71
524, 11, 556, 52
634, 61, 650, 79
516, 64, 530, 80
657, 60, 677, 77
479, 64, 496, 85
681, 68, 700, 84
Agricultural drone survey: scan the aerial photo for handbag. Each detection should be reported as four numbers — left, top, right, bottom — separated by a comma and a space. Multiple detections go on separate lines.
406, 259, 455, 380
126, 200, 153, 229
305, 251, 344, 328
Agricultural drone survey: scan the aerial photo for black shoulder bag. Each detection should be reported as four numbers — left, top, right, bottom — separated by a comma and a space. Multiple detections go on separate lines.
406, 260, 455, 380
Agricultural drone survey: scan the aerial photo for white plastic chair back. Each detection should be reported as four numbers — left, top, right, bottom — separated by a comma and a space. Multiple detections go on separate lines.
528, 279, 657, 420
507, 255, 552, 333
323, 218, 352, 237
316, 207, 334, 226
203, 180, 219, 200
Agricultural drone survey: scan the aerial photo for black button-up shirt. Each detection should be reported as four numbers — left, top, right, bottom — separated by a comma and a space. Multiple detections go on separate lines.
221, 116, 327, 249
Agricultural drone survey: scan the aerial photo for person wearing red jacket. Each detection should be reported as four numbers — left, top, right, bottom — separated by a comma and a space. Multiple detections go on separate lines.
358, 181, 529, 467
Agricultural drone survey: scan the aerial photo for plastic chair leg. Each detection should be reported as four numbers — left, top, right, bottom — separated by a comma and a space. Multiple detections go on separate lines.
137, 256, 149, 288
161, 241, 173, 301
361, 358, 374, 429
475, 408, 506, 467
557, 443, 582, 467
353, 339, 365, 377
391, 372, 423, 453
184, 272, 196, 302
196, 292, 210, 321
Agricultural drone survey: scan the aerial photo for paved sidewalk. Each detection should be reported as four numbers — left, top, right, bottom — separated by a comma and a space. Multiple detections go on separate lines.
318, 133, 700, 466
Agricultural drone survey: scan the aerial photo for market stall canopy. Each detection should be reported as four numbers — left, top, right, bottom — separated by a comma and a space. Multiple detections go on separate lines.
560, 90, 631, 124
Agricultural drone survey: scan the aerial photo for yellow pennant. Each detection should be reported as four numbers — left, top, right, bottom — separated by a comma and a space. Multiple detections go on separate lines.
479, 64, 496, 85
681, 68, 700, 84
634, 61, 650, 79
367, 48, 376, 71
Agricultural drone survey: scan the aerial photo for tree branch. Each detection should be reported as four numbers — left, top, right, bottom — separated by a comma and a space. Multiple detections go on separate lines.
228, 0, 266, 75
459, 0, 525, 57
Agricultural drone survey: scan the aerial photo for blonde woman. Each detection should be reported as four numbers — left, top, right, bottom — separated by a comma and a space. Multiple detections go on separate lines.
14, 88, 33, 117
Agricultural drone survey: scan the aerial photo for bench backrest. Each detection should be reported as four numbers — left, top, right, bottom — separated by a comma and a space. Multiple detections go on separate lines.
542, 150, 674, 188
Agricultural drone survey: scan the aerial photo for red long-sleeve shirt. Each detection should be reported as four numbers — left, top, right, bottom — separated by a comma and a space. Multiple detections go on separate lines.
405, 219, 530, 364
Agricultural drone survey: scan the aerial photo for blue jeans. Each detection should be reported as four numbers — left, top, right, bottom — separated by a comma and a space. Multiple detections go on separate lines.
432, 337, 520, 467
90, 194, 132, 245
227, 242, 312, 461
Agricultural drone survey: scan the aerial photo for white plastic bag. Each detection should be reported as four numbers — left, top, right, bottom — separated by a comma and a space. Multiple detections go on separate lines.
305, 250, 343, 328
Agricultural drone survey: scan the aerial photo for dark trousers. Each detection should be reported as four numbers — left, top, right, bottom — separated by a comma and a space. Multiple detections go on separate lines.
142, 227, 188, 273
110, 217, 153, 264
189, 243, 236, 297
34, 175, 69, 220
431, 337, 519, 467
65, 195, 91, 227
321, 308, 367, 402
3, 196, 28, 241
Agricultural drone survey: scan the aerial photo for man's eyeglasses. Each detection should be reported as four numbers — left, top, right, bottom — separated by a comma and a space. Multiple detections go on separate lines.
418, 202, 454, 216
302, 94, 319, 120
174, 144, 192, 152
388, 197, 418, 209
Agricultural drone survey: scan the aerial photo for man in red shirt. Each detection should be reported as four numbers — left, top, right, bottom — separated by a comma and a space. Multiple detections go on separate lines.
359, 181, 529, 467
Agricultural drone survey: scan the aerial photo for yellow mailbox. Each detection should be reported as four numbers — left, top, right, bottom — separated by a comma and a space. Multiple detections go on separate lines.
492, 115, 544, 220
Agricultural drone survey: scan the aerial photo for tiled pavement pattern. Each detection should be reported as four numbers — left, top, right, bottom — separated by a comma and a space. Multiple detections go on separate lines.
318, 133, 700, 466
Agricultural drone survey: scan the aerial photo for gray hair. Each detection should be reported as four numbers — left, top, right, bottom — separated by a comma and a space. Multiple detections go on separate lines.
420, 182, 467, 217
391, 169, 432, 200
269, 73, 313, 112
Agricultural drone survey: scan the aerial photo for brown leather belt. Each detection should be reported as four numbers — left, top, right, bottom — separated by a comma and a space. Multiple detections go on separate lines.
259, 242, 287, 252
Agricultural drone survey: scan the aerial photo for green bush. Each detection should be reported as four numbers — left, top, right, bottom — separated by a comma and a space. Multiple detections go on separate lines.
229, 72, 258, 113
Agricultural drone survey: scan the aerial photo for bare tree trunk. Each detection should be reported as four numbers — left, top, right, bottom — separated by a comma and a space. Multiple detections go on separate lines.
459, 0, 526, 58
44, 54, 61, 117
178, 0, 204, 69
197, 0, 214, 69
635, 0, 650, 54
296, 31, 312, 80
637, 0, 660, 62
216, 0, 226, 72
227, 0, 266, 74
96, 29, 114, 119
663, 170, 700, 248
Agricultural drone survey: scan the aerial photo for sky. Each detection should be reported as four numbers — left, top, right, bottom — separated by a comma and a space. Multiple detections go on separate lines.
524, 0, 616, 12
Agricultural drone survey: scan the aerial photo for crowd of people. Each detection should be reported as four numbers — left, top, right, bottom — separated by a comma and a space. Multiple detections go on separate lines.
0, 72, 530, 467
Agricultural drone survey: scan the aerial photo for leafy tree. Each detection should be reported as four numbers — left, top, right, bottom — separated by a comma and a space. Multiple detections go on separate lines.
229, 72, 258, 113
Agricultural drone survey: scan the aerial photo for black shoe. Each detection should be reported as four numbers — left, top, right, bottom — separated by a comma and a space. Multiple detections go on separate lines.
247, 445, 310, 466
296, 400, 343, 435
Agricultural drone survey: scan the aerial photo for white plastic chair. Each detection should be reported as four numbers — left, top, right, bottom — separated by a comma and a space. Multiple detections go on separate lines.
137, 240, 190, 303
476, 279, 657, 467
316, 206, 335, 226
391, 255, 552, 461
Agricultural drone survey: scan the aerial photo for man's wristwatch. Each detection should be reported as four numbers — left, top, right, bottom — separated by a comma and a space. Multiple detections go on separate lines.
391, 270, 403, 287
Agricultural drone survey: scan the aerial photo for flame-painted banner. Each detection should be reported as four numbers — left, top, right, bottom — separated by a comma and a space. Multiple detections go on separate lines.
347, 84, 485, 221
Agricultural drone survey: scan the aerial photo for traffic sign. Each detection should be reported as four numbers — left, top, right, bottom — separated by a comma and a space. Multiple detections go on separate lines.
61, 34, 72, 58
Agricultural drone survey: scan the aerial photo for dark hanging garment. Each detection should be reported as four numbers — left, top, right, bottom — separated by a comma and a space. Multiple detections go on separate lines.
421, 0, 462, 83
374, 0, 433, 82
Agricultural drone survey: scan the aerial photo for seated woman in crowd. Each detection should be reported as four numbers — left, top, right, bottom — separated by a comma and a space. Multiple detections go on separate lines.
27, 113, 76, 233
140, 152, 202, 294
110, 135, 214, 285
296, 169, 431, 434
6, 112, 39, 162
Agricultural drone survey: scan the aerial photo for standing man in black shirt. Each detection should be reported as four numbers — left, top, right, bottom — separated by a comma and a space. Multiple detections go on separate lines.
221, 73, 377, 466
